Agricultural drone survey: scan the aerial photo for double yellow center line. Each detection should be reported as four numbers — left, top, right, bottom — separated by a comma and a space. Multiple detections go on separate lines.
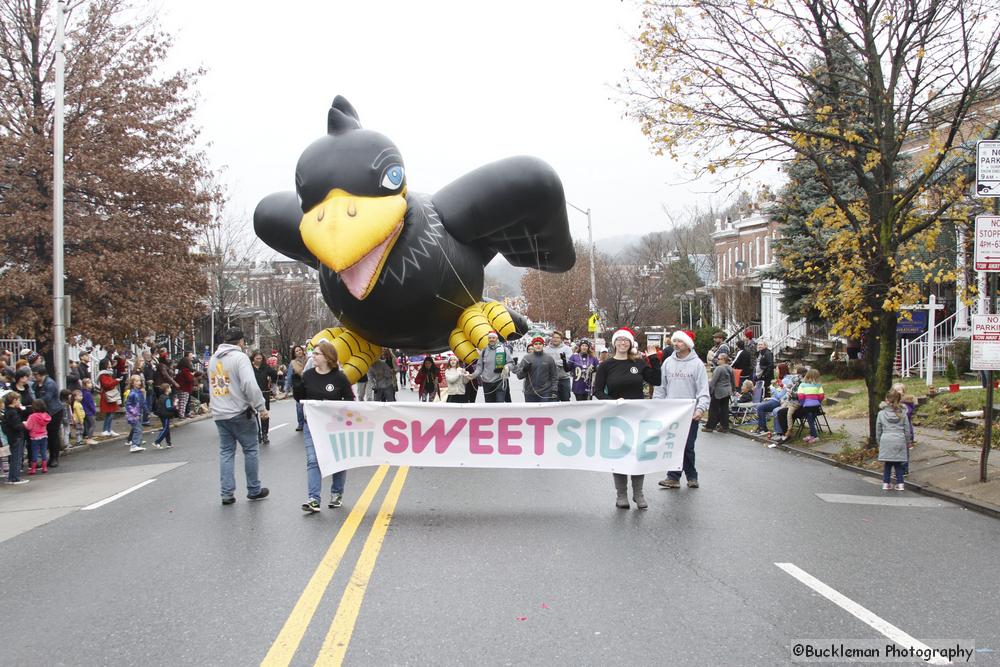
261, 465, 409, 667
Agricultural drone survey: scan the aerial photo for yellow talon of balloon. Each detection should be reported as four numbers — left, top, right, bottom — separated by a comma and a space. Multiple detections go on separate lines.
308, 326, 379, 385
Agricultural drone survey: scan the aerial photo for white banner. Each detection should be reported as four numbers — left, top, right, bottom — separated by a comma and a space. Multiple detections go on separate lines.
303, 399, 696, 477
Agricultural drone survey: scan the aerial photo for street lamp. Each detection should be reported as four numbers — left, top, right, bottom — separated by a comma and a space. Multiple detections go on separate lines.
567, 202, 600, 341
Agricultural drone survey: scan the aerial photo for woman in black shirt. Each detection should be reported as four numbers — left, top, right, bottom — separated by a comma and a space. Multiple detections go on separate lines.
592, 328, 661, 510
294, 340, 355, 513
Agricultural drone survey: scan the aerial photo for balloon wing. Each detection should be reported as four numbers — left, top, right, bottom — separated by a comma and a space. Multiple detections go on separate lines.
431, 156, 576, 273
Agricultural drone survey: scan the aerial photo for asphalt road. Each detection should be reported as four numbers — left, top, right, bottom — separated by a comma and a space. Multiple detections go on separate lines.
2, 381, 999, 666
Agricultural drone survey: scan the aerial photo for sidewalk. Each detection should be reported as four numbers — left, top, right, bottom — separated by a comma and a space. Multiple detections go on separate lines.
731, 415, 1000, 518
61, 410, 213, 456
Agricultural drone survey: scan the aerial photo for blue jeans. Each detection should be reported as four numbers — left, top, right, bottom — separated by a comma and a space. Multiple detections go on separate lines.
155, 417, 171, 444
29, 437, 47, 463
295, 401, 305, 429
883, 461, 904, 484
756, 399, 781, 430
216, 414, 262, 499
128, 422, 143, 446
800, 405, 820, 438
7, 436, 24, 481
102, 412, 114, 433
303, 423, 345, 502
667, 420, 699, 481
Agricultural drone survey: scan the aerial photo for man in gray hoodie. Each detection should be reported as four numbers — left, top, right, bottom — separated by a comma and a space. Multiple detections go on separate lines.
209, 329, 269, 505
652, 330, 710, 489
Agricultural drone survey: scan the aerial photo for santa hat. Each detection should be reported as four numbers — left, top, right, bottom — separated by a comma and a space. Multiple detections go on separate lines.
611, 328, 637, 349
671, 330, 696, 349
530, 336, 545, 346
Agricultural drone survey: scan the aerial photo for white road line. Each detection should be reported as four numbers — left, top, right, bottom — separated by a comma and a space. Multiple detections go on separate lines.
269, 422, 289, 431
775, 563, 950, 665
81, 479, 157, 511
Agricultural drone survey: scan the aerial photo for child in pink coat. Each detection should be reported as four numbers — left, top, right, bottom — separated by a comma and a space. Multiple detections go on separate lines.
25, 399, 52, 474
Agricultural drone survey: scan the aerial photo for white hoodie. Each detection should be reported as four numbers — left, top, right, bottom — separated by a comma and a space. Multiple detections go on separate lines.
208, 344, 266, 421
652, 350, 710, 412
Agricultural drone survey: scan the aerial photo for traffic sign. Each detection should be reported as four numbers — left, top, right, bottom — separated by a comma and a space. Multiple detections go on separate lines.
977, 140, 1000, 197
974, 215, 1000, 271
971, 315, 1000, 370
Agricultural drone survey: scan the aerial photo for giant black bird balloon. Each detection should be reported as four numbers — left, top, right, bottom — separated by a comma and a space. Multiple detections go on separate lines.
254, 96, 575, 382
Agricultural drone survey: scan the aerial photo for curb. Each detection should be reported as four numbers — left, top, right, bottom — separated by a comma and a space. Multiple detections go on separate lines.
61, 413, 214, 455
727, 426, 1000, 521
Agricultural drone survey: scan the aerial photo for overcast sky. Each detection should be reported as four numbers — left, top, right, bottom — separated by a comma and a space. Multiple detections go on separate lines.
158, 1, 745, 243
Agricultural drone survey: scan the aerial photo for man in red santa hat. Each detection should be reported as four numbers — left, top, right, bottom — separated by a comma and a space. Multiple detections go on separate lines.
652, 329, 710, 489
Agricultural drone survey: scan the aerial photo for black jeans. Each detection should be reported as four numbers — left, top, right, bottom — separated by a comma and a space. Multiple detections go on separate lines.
705, 395, 730, 431
46, 412, 63, 463
556, 378, 571, 402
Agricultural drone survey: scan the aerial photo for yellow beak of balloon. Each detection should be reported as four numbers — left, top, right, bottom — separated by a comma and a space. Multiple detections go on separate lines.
299, 189, 407, 300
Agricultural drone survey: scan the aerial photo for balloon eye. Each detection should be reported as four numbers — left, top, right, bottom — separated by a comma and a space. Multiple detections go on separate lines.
381, 165, 404, 190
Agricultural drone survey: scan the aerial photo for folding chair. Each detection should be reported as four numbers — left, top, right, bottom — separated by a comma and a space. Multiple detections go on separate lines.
731, 381, 764, 426
793, 405, 832, 438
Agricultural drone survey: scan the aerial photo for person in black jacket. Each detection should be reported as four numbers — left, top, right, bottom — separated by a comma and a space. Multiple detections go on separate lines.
515, 337, 558, 402
153, 383, 177, 448
592, 328, 662, 510
730, 340, 752, 385
250, 350, 278, 444
752, 340, 775, 392
32, 365, 64, 468
3, 392, 28, 484
295, 340, 355, 513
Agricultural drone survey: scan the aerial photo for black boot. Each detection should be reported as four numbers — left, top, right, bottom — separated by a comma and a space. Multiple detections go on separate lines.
613, 473, 630, 509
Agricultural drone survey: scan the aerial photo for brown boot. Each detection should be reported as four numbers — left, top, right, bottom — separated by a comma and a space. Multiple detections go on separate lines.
613, 473, 630, 508
632, 475, 648, 510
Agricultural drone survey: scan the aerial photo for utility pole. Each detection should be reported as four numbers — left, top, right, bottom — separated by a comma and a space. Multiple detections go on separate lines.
568, 202, 601, 343
52, 0, 67, 390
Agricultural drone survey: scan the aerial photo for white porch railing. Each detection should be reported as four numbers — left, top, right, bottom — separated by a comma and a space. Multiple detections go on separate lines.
898, 312, 957, 378
773, 320, 812, 357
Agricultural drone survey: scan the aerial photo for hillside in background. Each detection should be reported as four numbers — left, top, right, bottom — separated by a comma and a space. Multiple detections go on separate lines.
484, 233, 643, 299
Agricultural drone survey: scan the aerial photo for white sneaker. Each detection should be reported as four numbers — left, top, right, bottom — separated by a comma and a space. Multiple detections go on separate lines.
9, 479, 29, 485
109, 430, 120, 437
882, 483, 891, 490
767, 443, 778, 448
129, 445, 145, 452
101, 431, 111, 437
894, 483, 905, 491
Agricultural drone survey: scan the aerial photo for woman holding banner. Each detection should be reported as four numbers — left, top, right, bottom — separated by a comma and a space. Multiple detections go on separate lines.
592, 328, 661, 510
295, 340, 355, 514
